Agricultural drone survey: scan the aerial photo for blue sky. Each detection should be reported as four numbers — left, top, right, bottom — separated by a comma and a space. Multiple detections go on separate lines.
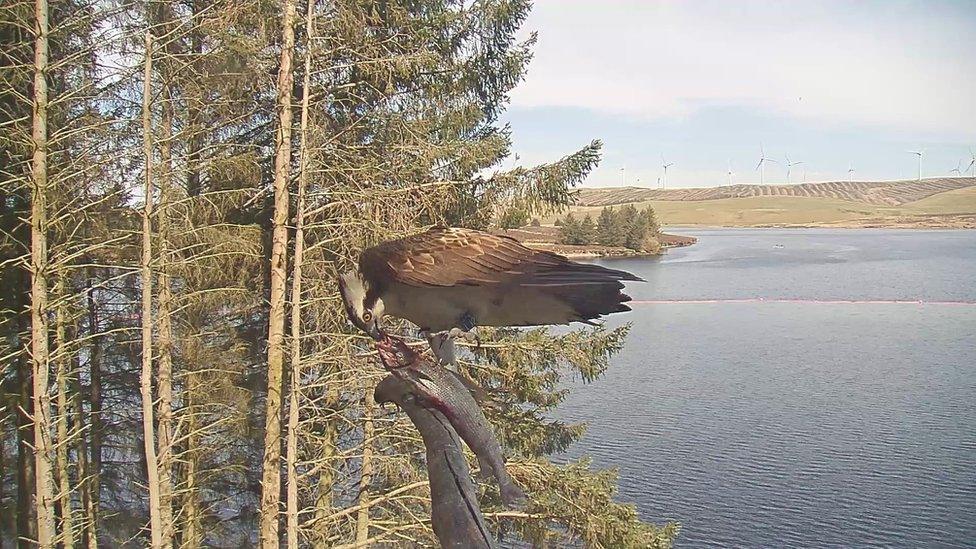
502, 1, 976, 188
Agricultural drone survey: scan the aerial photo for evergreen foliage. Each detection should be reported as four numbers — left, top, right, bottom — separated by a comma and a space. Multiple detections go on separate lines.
499, 205, 531, 229
580, 214, 597, 244
560, 205, 661, 251
560, 213, 582, 244
0, 0, 678, 546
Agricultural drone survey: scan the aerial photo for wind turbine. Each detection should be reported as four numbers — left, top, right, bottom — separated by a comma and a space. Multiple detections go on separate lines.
966, 148, 975, 176
755, 144, 777, 185
661, 157, 674, 189
847, 163, 855, 183
619, 166, 626, 186
785, 155, 803, 184
727, 160, 735, 185
907, 150, 923, 181
950, 159, 962, 177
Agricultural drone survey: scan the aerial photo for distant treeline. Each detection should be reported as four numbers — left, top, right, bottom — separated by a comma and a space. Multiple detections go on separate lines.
557, 205, 660, 251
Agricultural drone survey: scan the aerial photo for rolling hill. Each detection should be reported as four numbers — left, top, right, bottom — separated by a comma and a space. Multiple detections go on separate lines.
563, 178, 976, 228
576, 177, 976, 207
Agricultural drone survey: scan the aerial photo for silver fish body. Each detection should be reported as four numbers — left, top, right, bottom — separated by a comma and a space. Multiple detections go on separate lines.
377, 336, 526, 508
375, 375, 494, 548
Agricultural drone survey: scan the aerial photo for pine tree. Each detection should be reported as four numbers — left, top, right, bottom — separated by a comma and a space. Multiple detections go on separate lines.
580, 214, 597, 244
597, 206, 617, 246
499, 204, 531, 229
642, 206, 661, 235
260, 0, 297, 543
28, 0, 56, 541
560, 213, 583, 244
624, 210, 644, 251
0, 0, 682, 546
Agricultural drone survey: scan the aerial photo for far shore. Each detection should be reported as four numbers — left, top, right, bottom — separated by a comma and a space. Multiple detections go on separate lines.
562, 182, 976, 230
661, 215, 976, 230
498, 226, 698, 258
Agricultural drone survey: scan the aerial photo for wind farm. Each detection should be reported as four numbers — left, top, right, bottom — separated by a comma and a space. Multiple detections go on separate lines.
661, 157, 674, 188
558, 177, 976, 229
755, 145, 777, 185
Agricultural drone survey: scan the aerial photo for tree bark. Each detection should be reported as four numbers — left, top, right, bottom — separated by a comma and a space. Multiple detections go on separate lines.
259, 0, 296, 544
355, 385, 376, 545
140, 30, 164, 549
0, 416, 6, 540
312, 420, 337, 540
17, 315, 36, 548
156, 40, 176, 548
54, 273, 75, 546
285, 1, 314, 544
185, 0, 203, 199
73, 368, 96, 549
85, 277, 101, 547
182, 370, 201, 549
30, 0, 56, 540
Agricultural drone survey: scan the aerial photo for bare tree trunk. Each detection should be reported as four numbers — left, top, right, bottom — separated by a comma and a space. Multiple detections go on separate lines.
182, 371, 201, 549
73, 369, 96, 549
17, 323, 36, 548
355, 386, 376, 545
312, 422, 337, 540
185, 0, 203, 199
30, 0, 56, 540
85, 277, 101, 547
285, 1, 314, 544
156, 51, 176, 549
181, 34, 202, 539
312, 385, 338, 541
140, 30, 164, 549
54, 274, 75, 546
259, 0, 296, 544
0, 416, 6, 540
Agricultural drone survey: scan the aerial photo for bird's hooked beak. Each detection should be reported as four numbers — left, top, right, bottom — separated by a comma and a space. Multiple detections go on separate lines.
366, 318, 383, 341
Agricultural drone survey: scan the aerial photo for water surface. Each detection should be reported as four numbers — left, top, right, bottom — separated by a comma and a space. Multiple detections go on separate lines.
557, 229, 976, 548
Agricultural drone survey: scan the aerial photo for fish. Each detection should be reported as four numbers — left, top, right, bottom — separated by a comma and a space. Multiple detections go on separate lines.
375, 375, 495, 549
376, 334, 527, 508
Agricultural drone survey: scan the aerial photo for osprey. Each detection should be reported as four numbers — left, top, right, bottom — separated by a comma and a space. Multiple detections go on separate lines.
339, 227, 642, 344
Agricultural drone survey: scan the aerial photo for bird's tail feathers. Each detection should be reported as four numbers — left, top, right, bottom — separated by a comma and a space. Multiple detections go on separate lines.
544, 282, 633, 323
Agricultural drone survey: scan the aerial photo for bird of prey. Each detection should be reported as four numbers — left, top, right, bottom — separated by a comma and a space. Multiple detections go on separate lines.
339, 227, 641, 361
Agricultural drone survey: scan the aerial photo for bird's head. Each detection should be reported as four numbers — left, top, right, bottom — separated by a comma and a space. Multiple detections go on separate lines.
339, 270, 385, 340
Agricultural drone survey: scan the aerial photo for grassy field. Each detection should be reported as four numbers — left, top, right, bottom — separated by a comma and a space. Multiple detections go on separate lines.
557, 185, 976, 228
575, 177, 976, 206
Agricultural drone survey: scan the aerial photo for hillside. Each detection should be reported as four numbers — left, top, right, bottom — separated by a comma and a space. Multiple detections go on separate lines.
576, 177, 976, 207
566, 178, 976, 228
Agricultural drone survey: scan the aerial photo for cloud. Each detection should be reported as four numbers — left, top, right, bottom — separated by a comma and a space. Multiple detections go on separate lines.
511, 1, 976, 135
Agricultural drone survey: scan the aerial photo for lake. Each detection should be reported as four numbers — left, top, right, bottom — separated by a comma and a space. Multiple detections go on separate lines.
557, 228, 976, 548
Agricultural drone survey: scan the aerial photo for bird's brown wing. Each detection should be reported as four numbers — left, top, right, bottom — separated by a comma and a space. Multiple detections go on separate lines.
360, 227, 641, 288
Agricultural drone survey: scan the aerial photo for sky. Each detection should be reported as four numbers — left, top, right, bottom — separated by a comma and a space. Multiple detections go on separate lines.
502, 0, 976, 188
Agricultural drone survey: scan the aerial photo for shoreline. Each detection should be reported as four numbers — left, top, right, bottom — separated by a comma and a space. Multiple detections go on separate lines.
547, 233, 698, 258
499, 227, 698, 259
662, 218, 976, 230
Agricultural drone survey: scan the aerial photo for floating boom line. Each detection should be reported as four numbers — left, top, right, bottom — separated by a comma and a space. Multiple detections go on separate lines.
629, 299, 976, 306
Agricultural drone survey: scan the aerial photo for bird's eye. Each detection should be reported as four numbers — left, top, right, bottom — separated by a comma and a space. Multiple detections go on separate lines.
362, 311, 372, 322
